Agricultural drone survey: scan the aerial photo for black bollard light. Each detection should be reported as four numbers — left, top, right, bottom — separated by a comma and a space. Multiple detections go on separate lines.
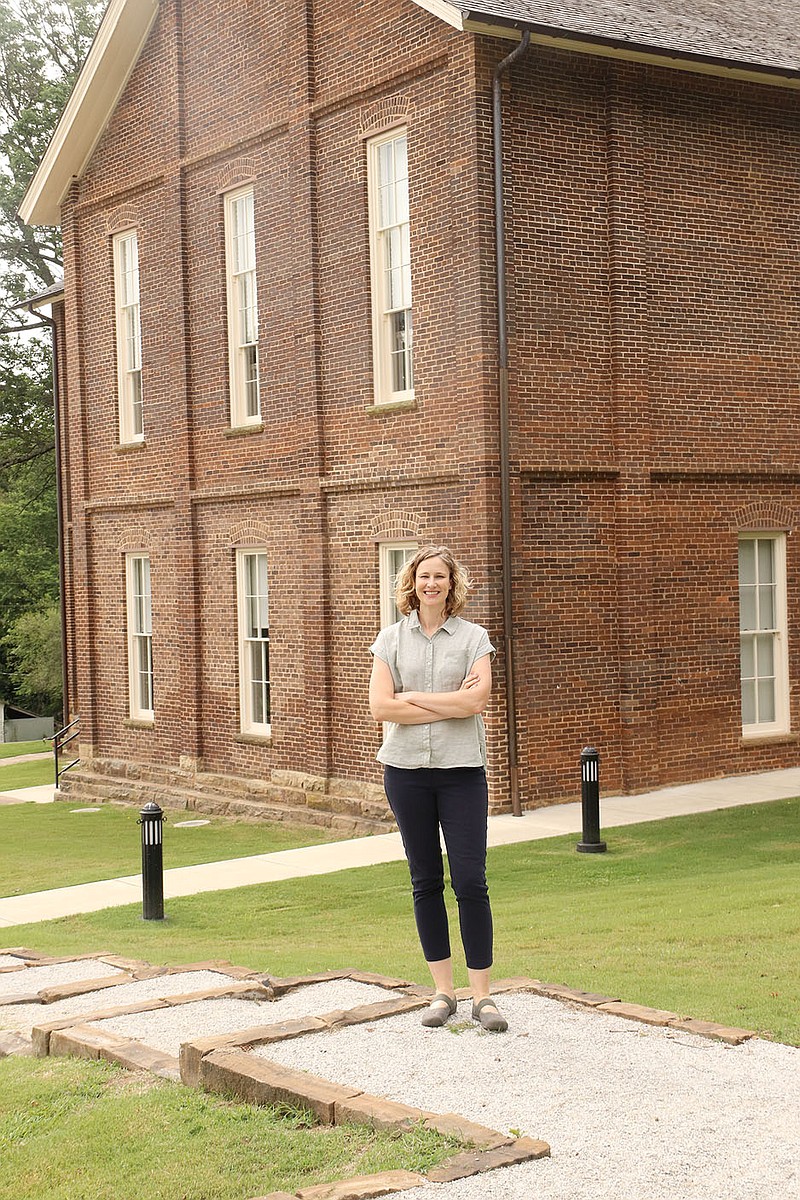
138, 801, 166, 919
577, 746, 607, 854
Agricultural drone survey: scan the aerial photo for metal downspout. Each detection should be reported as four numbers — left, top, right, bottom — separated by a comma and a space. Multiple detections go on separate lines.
23, 302, 69, 730
493, 29, 531, 817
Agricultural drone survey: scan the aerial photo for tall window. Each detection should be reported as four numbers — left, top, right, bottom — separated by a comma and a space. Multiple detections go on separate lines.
126, 555, 153, 720
379, 542, 417, 628
113, 231, 143, 443
237, 550, 270, 734
368, 129, 413, 406
225, 187, 260, 426
738, 534, 789, 735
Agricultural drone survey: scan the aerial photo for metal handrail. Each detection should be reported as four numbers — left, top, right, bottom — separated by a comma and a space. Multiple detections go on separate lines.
53, 716, 80, 788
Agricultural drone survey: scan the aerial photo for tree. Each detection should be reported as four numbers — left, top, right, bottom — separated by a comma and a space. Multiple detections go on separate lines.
0, 0, 103, 713
0, 0, 105, 323
3, 601, 62, 715
0, 335, 58, 704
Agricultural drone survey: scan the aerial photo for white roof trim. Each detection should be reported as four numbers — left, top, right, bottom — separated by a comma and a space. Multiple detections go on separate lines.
410, 1, 466, 31
19, 0, 160, 227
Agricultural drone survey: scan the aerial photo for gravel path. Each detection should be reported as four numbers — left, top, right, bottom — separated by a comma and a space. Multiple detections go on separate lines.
0, 969, 244, 1032
0, 959, 124, 997
3, 963, 797, 1198
92, 979, 403, 1058
255, 992, 800, 1200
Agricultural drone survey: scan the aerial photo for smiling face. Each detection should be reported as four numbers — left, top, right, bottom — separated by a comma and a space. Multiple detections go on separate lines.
414, 555, 452, 617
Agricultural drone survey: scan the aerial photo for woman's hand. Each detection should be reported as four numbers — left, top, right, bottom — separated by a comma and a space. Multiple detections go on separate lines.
370, 656, 492, 724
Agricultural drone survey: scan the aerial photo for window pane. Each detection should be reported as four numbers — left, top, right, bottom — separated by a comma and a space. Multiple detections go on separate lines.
739, 586, 756, 631
739, 635, 754, 679
758, 585, 775, 630
738, 539, 755, 585
755, 633, 774, 677
741, 677, 756, 726
138, 636, 153, 711
394, 134, 408, 184
757, 678, 775, 723
131, 372, 143, 437
757, 539, 774, 584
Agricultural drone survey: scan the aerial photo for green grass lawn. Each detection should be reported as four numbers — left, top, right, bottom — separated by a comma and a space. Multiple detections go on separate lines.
0, 740, 51, 760
0, 800, 357, 896
0, 759, 54, 791
3, 797, 799, 1045
2, 797, 798, 1199
0, 1057, 459, 1200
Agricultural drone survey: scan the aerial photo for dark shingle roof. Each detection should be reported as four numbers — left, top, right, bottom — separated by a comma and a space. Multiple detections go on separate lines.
450, 1, 800, 75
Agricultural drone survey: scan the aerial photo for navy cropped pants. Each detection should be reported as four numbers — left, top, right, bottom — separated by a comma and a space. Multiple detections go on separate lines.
383, 765, 493, 971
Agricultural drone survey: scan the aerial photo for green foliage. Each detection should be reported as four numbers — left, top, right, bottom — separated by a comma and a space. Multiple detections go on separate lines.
2, 601, 61, 713
0, 337, 59, 705
0, 0, 104, 317
0, 1, 103, 708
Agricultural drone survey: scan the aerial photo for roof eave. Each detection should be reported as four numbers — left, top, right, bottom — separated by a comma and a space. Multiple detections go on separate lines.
412, 2, 800, 89
18, 0, 160, 228
14, 281, 66, 310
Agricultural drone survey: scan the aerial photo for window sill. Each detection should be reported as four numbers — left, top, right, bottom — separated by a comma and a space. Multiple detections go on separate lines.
225, 422, 264, 438
115, 439, 146, 453
234, 732, 272, 747
739, 731, 798, 747
365, 397, 417, 416
124, 717, 154, 730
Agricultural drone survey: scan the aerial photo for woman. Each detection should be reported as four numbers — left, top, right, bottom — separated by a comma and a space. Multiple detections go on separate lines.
369, 545, 507, 1032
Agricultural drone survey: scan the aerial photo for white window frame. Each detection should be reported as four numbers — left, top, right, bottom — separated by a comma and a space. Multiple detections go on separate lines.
113, 230, 143, 444
126, 554, 153, 721
379, 541, 418, 629
367, 129, 414, 407
738, 533, 789, 737
224, 186, 261, 427
236, 549, 271, 735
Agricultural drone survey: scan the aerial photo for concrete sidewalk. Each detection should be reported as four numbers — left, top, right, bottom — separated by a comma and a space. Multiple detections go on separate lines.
1, 766, 799, 928
0, 784, 56, 805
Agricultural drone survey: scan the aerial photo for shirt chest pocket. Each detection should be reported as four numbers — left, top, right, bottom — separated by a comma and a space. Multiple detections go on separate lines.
435, 650, 470, 693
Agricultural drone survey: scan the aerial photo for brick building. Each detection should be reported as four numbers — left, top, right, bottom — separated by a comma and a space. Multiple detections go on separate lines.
20, 0, 800, 828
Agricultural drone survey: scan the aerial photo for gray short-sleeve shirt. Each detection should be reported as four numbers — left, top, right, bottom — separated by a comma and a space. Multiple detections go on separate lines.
370, 611, 496, 769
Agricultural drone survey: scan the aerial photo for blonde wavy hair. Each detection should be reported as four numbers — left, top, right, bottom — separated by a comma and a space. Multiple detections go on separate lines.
395, 545, 472, 618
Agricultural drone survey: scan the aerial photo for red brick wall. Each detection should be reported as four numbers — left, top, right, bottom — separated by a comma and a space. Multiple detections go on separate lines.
486, 39, 800, 800
54, 2, 800, 816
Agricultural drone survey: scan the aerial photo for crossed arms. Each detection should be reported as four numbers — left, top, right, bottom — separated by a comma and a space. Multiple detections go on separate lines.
369, 654, 492, 725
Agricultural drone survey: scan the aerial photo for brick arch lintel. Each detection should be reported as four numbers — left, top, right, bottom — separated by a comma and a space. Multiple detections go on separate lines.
228, 521, 271, 547
369, 510, 425, 542
216, 158, 259, 194
359, 99, 415, 139
104, 205, 143, 237
732, 503, 795, 533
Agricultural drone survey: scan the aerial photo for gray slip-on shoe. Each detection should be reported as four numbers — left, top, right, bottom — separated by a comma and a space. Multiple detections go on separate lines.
420, 992, 458, 1027
471, 996, 508, 1032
